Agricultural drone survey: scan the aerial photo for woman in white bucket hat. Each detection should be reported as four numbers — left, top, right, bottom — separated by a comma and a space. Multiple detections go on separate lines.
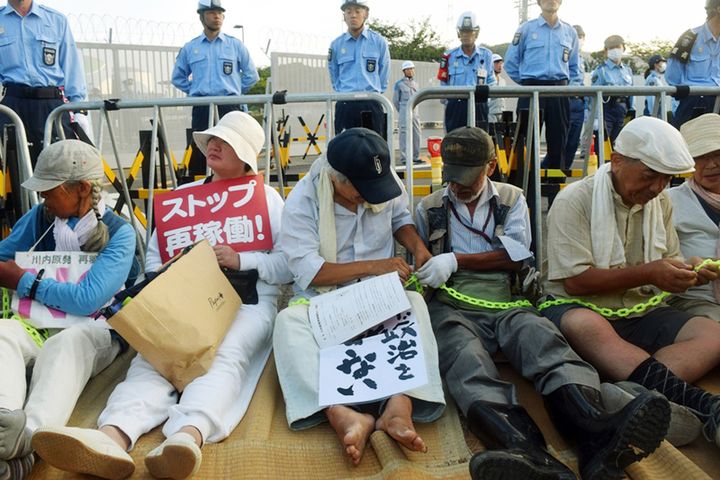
33, 112, 291, 480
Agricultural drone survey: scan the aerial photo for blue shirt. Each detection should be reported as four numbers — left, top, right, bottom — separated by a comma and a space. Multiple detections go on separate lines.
440, 45, 496, 88
591, 59, 635, 109
172, 32, 259, 97
0, 2, 86, 102
644, 70, 672, 115
0, 205, 136, 316
504, 15, 580, 84
415, 181, 532, 262
328, 26, 390, 93
666, 23, 720, 87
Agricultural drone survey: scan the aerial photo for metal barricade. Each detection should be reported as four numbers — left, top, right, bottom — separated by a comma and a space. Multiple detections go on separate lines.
403, 84, 720, 268
43, 92, 395, 256
0, 105, 37, 213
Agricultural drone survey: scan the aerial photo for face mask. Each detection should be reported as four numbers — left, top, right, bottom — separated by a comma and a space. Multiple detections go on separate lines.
657, 62, 667, 73
607, 48, 623, 62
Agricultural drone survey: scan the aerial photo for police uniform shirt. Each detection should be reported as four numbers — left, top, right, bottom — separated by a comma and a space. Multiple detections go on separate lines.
645, 70, 668, 114
0, 2, 86, 101
666, 22, 720, 86
591, 59, 634, 108
328, 26, 390, 93
504, 15, 580, 84
440, 45, 496, 87
172, 32, 259, 97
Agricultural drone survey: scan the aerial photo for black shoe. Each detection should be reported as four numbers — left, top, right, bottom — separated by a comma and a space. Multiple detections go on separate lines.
546, 385, 670, 480
470, 449, 576, 480
466, 401, 576, 480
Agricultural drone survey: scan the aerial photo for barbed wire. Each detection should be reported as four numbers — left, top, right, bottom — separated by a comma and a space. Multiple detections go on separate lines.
67, 13, 333, 54
67, 14, 196, 46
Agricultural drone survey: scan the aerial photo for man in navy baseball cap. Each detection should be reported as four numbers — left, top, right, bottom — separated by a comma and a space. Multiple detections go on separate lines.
327, 127, 401, 204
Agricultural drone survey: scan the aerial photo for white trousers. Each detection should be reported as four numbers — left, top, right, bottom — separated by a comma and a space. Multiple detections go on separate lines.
0, 320, 120, 431
273, 291, 446, 430
98, 303, 274, 449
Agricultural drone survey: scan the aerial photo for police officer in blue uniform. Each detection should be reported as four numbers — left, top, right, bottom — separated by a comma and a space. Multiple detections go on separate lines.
172, 0, 259, 176
0, 0, 86, 164
438, 11, 495, 133
504, 0, 580, 169
565, 24, 587, 165
591, 35, 634, 146
666, 0, 720, 128
328, 0, 390, 138
644, 55, 670, 117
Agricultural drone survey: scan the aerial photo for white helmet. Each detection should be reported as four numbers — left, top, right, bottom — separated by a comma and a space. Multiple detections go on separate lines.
457, 11, 479, 32
340, 0, 368, 10
401, 60, 415, 71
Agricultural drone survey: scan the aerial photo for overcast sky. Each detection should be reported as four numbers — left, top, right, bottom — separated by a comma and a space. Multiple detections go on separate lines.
39, 0, 709, 57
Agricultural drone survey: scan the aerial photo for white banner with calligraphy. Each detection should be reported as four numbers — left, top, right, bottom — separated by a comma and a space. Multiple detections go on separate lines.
153, 175, 273, 263
11, 251, 111, 329
318, 310, 428, 407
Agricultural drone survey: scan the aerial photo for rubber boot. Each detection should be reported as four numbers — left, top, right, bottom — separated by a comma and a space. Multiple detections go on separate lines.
466, 400, 576, 480
545, 384, 670, 480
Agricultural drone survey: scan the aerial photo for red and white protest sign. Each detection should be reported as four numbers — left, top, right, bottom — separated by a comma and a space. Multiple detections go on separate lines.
154, 175, 273, 263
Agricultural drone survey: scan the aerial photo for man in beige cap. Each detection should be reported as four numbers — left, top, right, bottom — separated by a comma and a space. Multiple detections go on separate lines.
540, 116, 720, 449
32, 112, 292, 480
668, 113, 720, 321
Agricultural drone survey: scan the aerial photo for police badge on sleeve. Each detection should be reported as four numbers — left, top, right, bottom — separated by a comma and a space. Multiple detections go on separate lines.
42, 47, 56, 66
366, 59, 377, 73
223, 61, 233, 75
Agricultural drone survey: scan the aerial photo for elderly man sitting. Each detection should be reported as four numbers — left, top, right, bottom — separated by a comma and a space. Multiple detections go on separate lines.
542, 116, 720, 449
273, 128, 445, 465
415, 127, 670, 480
667, 113, 720, 321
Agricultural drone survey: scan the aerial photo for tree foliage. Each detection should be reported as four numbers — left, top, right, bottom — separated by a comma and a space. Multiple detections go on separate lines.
367, 17, 447, 62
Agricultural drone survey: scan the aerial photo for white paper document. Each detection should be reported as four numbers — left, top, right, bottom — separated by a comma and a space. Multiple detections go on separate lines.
308, 272, 411, 348
319, 310, 428, 407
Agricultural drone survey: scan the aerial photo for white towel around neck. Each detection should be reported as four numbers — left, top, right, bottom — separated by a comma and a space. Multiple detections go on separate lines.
53, 199, 106, 251
590, 162, 666, 268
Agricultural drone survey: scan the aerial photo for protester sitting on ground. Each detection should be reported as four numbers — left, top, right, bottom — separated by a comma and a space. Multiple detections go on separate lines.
273, 128, 445, 465
31, 112, 292, 480
0, 140, 137, 480
414, 126, 671, 480
541, 116, 720, 449
667, 113, 720, 322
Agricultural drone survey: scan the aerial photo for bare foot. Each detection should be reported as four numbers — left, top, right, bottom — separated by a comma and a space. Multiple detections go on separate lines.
326, 405, 375, 465
376, 395, 427, 453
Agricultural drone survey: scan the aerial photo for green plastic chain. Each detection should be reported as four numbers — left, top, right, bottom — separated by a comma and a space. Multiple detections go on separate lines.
2, 287, 48, 347
537, 259, 720, 318
404, 275, 534, 310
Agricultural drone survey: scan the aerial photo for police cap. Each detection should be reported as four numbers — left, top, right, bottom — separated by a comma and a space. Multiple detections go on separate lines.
341, 0, 369, 10
648, 54, 666, 68
604, 35, 625, 50
574, 25, 585, 38
197, 0, 224, 13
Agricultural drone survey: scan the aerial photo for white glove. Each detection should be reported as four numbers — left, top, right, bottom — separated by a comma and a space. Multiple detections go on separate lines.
415, 253, 458, 288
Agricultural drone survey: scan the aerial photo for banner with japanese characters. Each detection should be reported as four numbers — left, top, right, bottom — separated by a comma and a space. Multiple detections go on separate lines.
318, 310, 428, 407
12, 251, 111, 329
154, 175, 273, 263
